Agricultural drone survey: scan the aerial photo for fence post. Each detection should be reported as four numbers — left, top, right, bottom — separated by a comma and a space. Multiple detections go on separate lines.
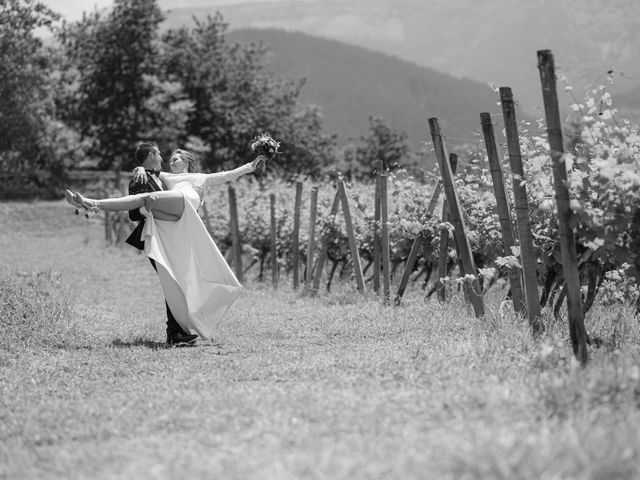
436, 154, 459, 302
480, 112, 526, 315
200, 199, 215, 237
103, 187, 113, 245
312, 189, 341, 294
538, 50, 588, 365
228, 185, 243, 282
305, 187, 318, 288
373, 175, 382, 294
337, 181, 365, 292
500, 87, 542, 333
116, 179, 128, 243
429, 117, 485, 317
426, 182, 443, 216
292, 181, 303, 289
379, 173, 391, 304
270, 193, 278, 289
394, 234, 423, 306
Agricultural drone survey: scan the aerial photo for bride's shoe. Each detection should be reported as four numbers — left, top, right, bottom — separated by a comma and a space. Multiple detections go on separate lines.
74, 191, 101, 218
64, 189, 100, 218
64, 189, 85, 216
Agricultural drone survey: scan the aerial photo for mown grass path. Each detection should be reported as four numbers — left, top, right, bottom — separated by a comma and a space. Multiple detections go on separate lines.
1, 201, 640, 479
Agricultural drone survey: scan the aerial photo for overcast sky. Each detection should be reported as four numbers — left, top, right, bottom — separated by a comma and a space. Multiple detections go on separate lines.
42, 0, 306, 22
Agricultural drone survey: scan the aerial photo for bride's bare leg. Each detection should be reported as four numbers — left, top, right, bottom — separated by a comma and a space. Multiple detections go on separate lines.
144, 191, 185, 221
72, 190, 185, 221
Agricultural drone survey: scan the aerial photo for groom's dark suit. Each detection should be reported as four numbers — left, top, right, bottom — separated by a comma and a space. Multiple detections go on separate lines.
125, 172, 188, 339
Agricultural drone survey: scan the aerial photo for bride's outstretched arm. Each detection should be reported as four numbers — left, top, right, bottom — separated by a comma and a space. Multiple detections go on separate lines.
161, 159, 260, 189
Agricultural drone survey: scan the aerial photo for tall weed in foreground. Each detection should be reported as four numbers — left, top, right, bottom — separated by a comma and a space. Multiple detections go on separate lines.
0, 269, 86, 353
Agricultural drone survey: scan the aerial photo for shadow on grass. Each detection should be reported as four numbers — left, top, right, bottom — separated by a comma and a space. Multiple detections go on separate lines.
111, 337, 170, 349
52, 343, 95, 351
111, 337, 228, 351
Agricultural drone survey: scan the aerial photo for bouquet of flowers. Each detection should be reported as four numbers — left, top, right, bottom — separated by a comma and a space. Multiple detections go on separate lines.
251, 133, 281, 177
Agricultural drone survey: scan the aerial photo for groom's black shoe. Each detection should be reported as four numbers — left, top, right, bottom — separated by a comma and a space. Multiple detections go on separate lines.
167, 332, 198, 347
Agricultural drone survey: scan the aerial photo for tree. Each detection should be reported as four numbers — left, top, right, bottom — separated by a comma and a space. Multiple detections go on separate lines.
275, 103, 338, 178
161, 14, 334, 174
339, 116, 411, 180
59, 0, 172, 170
0, 0, 59, 172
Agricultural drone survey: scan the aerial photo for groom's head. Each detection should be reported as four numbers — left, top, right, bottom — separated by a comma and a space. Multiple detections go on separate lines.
135, 142, 161, 170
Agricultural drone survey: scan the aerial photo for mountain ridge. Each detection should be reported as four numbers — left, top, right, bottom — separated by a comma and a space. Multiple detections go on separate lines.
162, 0, 640, 116
225, 28, 506, 148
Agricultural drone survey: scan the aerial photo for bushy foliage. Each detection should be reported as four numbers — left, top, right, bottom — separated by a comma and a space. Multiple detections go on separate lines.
0, 2, 66, 179
57, 0, 172, 169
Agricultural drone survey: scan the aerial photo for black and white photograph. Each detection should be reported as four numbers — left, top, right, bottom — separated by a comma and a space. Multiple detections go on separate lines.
2, 0, 640, 478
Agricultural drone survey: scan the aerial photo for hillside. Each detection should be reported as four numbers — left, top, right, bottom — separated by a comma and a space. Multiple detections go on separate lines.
162, 0, 640, 117
224, 28, 504, 147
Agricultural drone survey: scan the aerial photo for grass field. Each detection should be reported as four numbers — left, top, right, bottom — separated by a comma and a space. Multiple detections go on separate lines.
2, 201, 640, 480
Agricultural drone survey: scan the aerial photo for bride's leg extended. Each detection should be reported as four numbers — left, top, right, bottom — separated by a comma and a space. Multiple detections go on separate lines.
144, 191, 185, 221
67, 190, 185, 220
69, 190, 148, 212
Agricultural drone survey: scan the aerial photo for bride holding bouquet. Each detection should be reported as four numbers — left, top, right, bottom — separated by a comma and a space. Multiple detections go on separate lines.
65, 134, 280, 340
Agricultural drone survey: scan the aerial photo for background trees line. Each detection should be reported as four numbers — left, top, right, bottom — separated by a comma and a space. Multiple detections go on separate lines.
0, 0, 415, 198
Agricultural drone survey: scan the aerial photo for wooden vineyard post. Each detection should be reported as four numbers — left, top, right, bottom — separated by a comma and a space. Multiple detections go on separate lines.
500, 87, 542, 333
538, 50, 588, 364
292, 181, 303, 289
429, 117, 485, 317
379, 173, 391, 304
395, 172, 444, 306
228, 185, 243, 282
426, 181, 443, 216
312, 190, 341, 294
372, 175, 382, 294
103, 187, 113, 246
305, 187, 318, 288
270, 193, 278, 289
394, 234, 423, 306
116, 179, 128, 243
200, 199, 215, 237
338, 181, 365, 292
480, 112, 526, 315
436, 153, 459, 302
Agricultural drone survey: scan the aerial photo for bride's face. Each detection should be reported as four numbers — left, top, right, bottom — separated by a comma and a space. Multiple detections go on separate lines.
169, 152, 188, 173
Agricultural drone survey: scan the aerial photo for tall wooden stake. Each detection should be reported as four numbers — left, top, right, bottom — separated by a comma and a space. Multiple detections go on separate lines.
312, 190, 341, 294
480, 112, 526, 315
437, 153, 460, 302
338, 181, 365, 292
292, 181, 303, 289
305, 187, 318, 288
380, 173, 391, 304
436, 154, 458, 302
429, 117, 485, 317
270, 193, 278, 289
538, 50, 588, 365
373, 175, 382, 294
228, 185, 243, 282
426, 182, 443, 216
500, 87, 542, 333
394, 234, 423, 306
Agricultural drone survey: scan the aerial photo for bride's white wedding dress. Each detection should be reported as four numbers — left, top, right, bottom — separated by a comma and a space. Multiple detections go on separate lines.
142, 180, 243, 339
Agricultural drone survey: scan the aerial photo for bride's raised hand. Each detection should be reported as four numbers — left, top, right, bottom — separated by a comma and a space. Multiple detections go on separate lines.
133, 166, 148, 184
252, 155, 268, 177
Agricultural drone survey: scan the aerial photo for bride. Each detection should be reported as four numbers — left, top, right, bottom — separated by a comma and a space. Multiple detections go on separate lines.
65, 147, 267, 341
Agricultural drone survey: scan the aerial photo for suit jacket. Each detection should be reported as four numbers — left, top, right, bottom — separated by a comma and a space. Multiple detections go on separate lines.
125, 174, 163, 250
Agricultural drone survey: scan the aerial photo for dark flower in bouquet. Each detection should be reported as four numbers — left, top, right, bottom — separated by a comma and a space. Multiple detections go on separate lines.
251, 133, 281, 177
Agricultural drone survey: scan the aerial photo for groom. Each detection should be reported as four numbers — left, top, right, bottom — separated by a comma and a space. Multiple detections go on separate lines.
125, 142, 198, 347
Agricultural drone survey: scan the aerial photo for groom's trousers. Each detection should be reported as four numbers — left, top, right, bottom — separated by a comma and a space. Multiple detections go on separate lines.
149, 258, 188, 338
